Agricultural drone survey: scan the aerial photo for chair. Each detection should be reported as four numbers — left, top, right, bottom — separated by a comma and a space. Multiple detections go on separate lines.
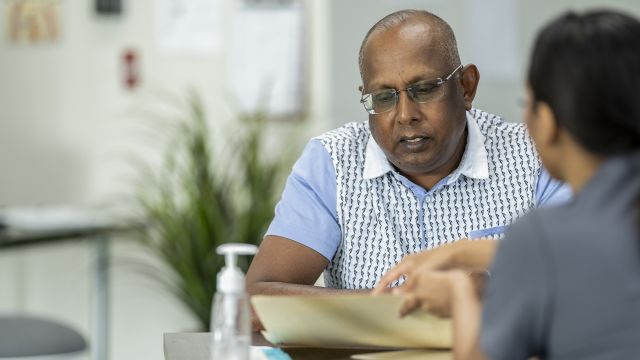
0, 315, 86, 359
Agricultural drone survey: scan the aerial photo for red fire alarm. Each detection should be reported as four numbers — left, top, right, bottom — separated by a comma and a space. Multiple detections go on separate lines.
122, 49, 140, 90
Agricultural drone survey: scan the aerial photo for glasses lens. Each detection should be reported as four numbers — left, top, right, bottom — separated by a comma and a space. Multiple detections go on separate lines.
370, 90, 396, 114
361, 94, 374, 113
408, 81, 444, 103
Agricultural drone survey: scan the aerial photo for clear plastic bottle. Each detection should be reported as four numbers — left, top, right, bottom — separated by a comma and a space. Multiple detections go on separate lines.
210, 243, 257, 360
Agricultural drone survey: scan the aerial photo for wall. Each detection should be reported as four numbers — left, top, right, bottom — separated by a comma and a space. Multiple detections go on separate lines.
328, 0, 640, 127
0, 0, 331, 359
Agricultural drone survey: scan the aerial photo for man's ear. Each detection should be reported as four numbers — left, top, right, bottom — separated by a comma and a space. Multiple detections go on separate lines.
535, 102, 561, 146
358, 85, 364, 93
460, 64, 480, 110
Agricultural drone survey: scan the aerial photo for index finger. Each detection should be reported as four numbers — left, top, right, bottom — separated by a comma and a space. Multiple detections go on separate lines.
372, 260, 413, 294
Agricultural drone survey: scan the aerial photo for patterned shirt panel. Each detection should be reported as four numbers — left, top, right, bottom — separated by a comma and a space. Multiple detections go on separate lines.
317, 109, 540, 289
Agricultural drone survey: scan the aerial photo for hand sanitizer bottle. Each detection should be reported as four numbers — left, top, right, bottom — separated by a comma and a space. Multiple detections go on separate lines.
210, 243, 257, 360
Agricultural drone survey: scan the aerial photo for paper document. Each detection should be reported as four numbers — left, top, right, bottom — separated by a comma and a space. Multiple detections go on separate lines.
352, 349, 452, 360
251, 294, 452, 349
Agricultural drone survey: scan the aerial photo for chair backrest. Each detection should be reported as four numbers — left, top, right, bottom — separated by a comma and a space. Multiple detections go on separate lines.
0, 315, 86, 359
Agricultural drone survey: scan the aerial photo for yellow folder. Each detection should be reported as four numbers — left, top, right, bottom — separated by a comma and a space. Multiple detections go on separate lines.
250, 294, 452, 350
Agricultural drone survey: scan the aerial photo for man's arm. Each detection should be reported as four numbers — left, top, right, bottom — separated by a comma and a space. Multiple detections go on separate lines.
246, 235, 363, 296
247, 139, 343, 296
246, 235, 367, 330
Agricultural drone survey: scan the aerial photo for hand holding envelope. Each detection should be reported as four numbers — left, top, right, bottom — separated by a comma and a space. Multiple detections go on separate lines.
373, 239, 496, 316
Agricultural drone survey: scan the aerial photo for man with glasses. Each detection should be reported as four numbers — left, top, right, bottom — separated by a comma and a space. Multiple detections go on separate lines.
247, 9, 569, 308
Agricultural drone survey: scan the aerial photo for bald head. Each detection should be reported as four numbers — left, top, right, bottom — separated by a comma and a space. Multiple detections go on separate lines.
358, 10, 460, 81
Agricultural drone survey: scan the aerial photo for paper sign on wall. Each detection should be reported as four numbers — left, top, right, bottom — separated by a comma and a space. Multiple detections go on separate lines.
155, 0, 222, 55
230, 2, 304, 117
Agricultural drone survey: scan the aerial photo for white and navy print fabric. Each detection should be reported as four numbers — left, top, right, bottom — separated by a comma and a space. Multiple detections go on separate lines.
316, 109, 540, 289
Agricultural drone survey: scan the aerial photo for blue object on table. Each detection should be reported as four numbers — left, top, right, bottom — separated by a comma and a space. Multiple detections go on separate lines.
261, 347, 293, 360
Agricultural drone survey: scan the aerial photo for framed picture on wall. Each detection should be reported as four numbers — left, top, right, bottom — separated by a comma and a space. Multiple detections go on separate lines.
6, 0, 61, 44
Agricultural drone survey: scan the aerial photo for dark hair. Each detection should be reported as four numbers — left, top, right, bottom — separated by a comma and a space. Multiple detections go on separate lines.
527, 10, 640, 234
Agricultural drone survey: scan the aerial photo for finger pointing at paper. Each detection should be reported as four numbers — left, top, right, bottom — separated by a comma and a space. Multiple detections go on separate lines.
373, 239, 497, 294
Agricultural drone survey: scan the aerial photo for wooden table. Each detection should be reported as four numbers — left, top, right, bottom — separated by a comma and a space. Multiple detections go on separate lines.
164, 332, 452, 360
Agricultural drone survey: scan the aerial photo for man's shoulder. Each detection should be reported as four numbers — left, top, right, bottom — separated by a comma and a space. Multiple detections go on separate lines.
470, 108, 527, 139
471, 108, 537, 158
313, 121, 370, 155
471, 108, 540, 173
315, 121, 369, 142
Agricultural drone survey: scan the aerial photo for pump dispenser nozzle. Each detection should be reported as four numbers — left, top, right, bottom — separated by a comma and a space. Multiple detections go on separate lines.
216, 243, 257, 294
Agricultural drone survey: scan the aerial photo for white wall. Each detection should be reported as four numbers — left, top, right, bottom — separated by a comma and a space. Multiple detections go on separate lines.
0, 0, 331, 359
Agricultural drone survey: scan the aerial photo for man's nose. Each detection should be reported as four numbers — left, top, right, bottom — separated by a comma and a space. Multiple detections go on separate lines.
395, 90, 420, 125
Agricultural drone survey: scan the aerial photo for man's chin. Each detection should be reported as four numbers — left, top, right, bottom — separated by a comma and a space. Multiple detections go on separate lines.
393, 157, 439, 176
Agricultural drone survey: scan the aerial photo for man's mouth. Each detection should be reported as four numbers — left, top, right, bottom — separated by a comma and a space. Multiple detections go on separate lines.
404, 137, 426, 143
400, 135, 430, 143
398, 135, 431, 150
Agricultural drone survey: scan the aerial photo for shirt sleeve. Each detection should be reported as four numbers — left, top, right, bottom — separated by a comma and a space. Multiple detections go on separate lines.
480, 215, 551, 360
264, 139, 340, 261
535, 167, 573, 207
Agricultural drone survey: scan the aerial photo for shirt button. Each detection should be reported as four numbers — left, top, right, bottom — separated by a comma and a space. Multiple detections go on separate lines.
427, 231, 433, 238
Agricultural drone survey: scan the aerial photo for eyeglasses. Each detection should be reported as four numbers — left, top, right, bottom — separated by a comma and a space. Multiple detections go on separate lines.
360, 64, 464, 115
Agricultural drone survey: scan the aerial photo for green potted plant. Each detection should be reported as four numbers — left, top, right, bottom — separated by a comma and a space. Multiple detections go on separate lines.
129, 91, 297, 330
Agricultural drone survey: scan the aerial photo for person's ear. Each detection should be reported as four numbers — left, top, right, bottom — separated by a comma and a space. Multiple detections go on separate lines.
535, 102, 561, 146
358, 85, 364, 93
460, 64, 480, 110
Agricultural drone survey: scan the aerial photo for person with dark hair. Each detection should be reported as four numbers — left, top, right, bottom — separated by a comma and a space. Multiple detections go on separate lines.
375, 9, 640, 360
246, 9, 570, 328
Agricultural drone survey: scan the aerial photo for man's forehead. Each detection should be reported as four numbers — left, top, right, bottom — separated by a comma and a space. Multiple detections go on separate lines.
362, 30, 449, 87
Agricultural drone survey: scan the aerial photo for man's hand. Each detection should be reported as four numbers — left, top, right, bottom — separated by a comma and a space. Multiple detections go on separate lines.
372, 239, 497, 294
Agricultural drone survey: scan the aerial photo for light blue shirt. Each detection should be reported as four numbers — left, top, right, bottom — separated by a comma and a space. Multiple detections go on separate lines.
267, 121, 572, 261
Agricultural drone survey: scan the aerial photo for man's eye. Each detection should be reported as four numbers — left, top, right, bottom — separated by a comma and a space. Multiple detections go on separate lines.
411, 83, 439, 95
372, 91, 395, 103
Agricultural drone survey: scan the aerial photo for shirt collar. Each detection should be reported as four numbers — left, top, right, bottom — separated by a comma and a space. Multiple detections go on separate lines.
363, 111, 489, 182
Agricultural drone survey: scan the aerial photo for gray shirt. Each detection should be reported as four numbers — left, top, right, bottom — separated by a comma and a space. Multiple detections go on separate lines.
481, 153, 640, 360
